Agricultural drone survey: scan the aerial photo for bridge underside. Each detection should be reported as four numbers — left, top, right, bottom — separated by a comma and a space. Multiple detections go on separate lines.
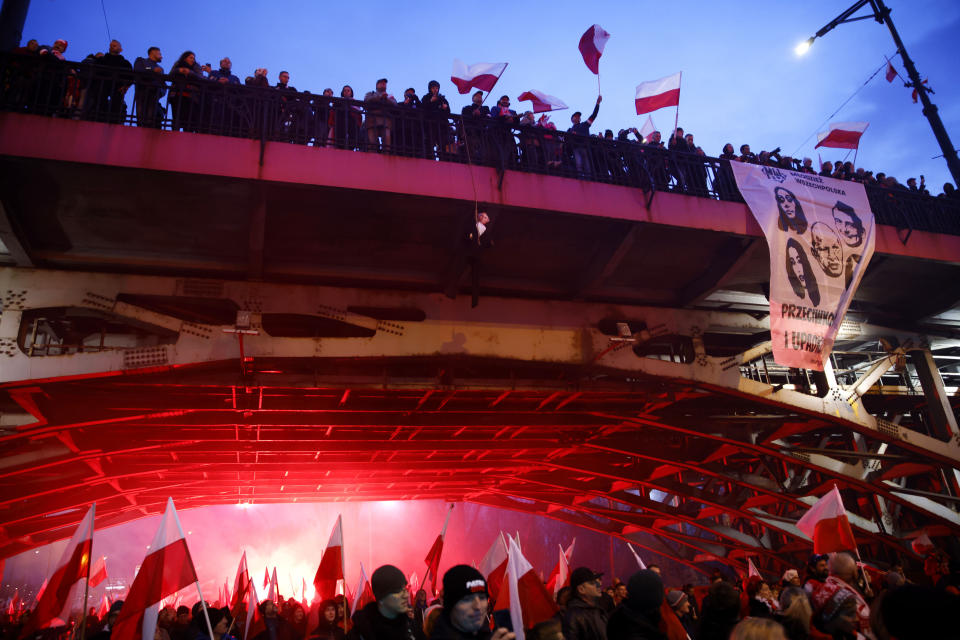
1, 114, 959, 577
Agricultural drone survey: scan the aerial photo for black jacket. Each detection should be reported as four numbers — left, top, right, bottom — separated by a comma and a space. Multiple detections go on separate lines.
310, 619, 347, 640
562, 597, 608, 640
347, 602, 425, 640
428, 612, 491, 640
606, 605, 666, 640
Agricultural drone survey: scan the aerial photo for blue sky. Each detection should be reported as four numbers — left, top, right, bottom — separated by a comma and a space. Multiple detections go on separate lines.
20, 0, 960, 191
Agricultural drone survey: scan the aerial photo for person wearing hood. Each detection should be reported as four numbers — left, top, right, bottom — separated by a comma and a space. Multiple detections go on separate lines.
347, 565, 424, 640
606, 570, 667, 640
428, 565, 513, 640
253, 599, 295, 640
563, 567, 609, 640
310, 600, 346, 640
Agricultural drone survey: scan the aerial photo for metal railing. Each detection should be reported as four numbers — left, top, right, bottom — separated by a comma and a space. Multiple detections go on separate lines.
2, 52, 959, 235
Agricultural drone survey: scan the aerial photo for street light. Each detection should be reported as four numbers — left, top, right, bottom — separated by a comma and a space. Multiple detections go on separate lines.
797, 0, 960, 187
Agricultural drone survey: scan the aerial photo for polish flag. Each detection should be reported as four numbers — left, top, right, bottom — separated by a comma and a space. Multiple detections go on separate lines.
815, 122, 869, 150
627, 543, 647, 570
230, 552, 250, 612
267, 567, 279, 603
96, 595, 110, 620
112, 498, 207, 640
301, 578, 309, 609
885, 59, 897, 83
23, 504, 95, 635
517, 90, 568, 113
313, 515, 345, 603
503, 536, 558, 640
911, 531, 935, 556
7, 589, 20, 617
747, 558, 761, 579
479, 532, 509, 604
451, 59, 508, 95
635, 72, 681, 115
223, 578, 231, 608
351, 563, 376, 614
424, 504, 454, 596
639, 115, 656, 142
408, 572, 420, 597
263, 567, 270, 590
245, 584, 266, 640
578, 24, 611, 75
35, 579, 47, 604
796, 485, 858, 554
89, 556, 107, 588
545, 539, 576, 598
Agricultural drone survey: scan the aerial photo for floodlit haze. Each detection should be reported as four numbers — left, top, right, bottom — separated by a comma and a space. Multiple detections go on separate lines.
2, 501, 695, 603
19, 0, 960, 190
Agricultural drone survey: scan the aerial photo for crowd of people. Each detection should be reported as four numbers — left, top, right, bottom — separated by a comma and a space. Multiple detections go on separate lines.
3, 37, 958, 205
2, 548, 958, 640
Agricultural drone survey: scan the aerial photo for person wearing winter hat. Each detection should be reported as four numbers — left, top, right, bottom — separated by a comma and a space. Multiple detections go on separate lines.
666, 589, 696, 639
428, 565, 514, 640
781, 570, 801, 590
347, 565, 425, 640
606, 570, 666, 640
196, 608, 236, 640
254, 600, 294, 640
563, 567, 608, 640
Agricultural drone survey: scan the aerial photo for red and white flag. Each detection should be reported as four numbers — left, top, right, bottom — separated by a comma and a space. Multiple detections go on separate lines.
263, 566, 270, 590
424, 504, 454, 596
885, 59, 897, 83
451, 59, 508, 95
503, 536, 558, 640
267, 567, 279, 603
89, 556, 107, 588
96, 595, 110, 620
7, 589, 20, 617
796, 486, 858, 554
479, 532, 509, 604
578, 24, 610, 75
815, 122, 869, 150
517, 90, 568, 113
230, 552, 250, 612
635, 72, 681, 115
112, 498, 206, 640
545, 539, 576, 598
245, 584, 265, 640
627, 543, 647, 570
639, 115, 656, 142
24, 504, 95, 634
350, 563, 376, 614
408, 572, 420, 597
313, 515, 345, 603
911, 531, 935, 556
747, 558, 761, 579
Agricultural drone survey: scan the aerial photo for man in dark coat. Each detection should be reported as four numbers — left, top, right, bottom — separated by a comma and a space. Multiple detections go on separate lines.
85, 39, 133, 123
563, 567, 608, 640
347, 565, 424, 640
606, 571, 667, 640
429, 565, 513, 640
133, 46, 165, 128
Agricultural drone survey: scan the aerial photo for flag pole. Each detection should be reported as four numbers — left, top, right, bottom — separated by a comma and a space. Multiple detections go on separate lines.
673, 72, 682, 141
78, 503, 95, 640
194, 581, 217, 640
479, 63, 509, 107
597, 71, 601, 96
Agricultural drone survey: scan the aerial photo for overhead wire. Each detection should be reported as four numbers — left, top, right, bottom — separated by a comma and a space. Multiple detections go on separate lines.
99, 0, 112, 41
790, 50, 899, 158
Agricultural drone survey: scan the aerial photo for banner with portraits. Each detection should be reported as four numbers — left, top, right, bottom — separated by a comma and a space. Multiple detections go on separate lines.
730, 162, 875, 371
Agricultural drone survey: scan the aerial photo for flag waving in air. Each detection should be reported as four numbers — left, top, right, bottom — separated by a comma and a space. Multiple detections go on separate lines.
503, 536, 558, 640
451, 60, 508, 95
230, 552, 250, 613
635, 72, 681, 115
796, 485, 858, 554
479, 533, 509, 604
578, 24, 610, 74
815, 122, 869, 150
314, 515, 345, 603
517, 91, 568, 113
112, 498, 213, 640
22, 504, 95, 636
424, 504, 455, 596
545, 539, 576, 598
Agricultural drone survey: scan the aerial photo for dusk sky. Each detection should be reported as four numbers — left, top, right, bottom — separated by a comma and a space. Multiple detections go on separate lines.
19, 0, 960, 191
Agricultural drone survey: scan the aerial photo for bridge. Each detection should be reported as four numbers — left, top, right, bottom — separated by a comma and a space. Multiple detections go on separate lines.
1, 55, 958, 578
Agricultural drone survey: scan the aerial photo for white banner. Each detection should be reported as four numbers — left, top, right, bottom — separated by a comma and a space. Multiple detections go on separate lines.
731, 162, 875, 370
